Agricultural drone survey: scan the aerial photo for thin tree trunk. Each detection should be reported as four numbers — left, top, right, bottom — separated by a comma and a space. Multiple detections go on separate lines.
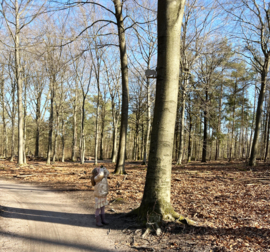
241, 89, 245, 159
264, 111, 270, 162
215, 83, 223, 160
249, 62, 270, 166
53, 112, 59, 163
10, 81, 15, 162
202, 89, 208, 162
23, 78, 27, 164
81, 103, 86, 165
35, 92, 41, 157
263, 96, 269, 160
114, 0, 129, 174
46, 78, 54, 165
72, 89, 77, 162
249, 84, 257, 158
100, 103, 105, 160
187, 113, 192, 162
143, 75, 151, 165
1, 74, 7, 158
61, 108, 65, 163
15, 0, 23, 165
95, 85, 100, 165
176, 87, 186, 165
111, 115, 118, 163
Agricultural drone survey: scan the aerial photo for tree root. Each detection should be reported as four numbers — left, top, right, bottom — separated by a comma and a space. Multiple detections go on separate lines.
130, 205, 197, 237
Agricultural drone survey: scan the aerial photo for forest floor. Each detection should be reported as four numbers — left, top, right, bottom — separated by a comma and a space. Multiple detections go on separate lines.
0, 159, 269, 251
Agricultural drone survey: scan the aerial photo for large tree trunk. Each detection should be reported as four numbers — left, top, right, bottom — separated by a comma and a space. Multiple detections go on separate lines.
114, 0, 129, 174
249, 62, 270, 166
137, 0, 186, 222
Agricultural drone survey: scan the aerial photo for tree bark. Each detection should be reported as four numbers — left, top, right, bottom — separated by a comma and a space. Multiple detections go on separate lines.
248, 84, 257, 158
264, 110, 270, 162
187, 112, 193, 162
35, 92, 41, 157
94, 82, 100, 165
249, 62, 270, 166
202, 89, 208, 162
100, 102, 105, 160
215, 83, 223, 160
143, 77, 151, 165
52, 111, 59, 163
10, 81, 15, 162
114, 0, 129, 174
23, 74, 27, 164
80, 71, 91, 165
15, 0, 24, 165
176, 87, 186, 165
46, 77, 55, 165
61, 106, 65, 163
72, 89, 77, 162
81, 105, 85, 164
137, 0, 186, 222
1, 72, 7, 158
111, 101, 118, 163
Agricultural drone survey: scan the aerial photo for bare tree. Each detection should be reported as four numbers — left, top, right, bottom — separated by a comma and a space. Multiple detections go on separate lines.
0, 0, 46, 165
221, 0, 270, 166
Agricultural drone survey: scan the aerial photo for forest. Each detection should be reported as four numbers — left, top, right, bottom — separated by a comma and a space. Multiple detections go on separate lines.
0, 0, 269, 169
0, 0, 270, 251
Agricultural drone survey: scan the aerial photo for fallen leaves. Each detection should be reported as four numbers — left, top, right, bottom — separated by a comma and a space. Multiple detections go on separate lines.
0, 159, 269, 251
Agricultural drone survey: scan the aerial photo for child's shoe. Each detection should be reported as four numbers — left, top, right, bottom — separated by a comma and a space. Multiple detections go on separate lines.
100, 214, 109, 225
95, 215, 103, 227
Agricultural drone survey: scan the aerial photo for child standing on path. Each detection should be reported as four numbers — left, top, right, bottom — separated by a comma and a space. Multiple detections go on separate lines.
91, 165, 109, 227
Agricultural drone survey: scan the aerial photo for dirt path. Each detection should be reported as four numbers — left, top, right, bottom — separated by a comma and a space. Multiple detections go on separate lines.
0, 179, 117, 252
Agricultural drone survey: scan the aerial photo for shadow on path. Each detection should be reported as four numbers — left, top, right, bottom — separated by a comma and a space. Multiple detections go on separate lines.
1, 206, 96, 228
0, 230, 115, 252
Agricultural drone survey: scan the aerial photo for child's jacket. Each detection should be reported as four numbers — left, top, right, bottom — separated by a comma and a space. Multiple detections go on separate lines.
94, 167, 109, 198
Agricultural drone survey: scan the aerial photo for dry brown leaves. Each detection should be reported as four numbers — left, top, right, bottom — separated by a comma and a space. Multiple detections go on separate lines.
0, 159, 269, 251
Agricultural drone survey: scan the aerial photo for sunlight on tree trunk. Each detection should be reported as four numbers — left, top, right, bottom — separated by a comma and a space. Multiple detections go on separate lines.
114, 0, 129, 174
135, 0, 190, 225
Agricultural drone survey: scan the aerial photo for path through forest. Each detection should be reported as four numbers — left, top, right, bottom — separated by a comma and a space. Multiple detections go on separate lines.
0, 179, 116, 252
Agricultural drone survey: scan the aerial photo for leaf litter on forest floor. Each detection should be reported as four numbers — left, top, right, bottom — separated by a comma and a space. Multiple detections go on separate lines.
0, 159, 269, 251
